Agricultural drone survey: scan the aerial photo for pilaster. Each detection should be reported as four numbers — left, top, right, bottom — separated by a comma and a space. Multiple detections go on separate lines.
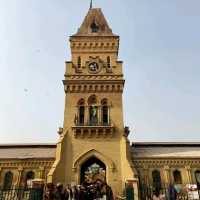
38, 166, 45, 179
163, 165, 171, 185
16, 167, 23, 187
143, 165, 149, 185
0, 167, 2, 189
185, 165, 192, 184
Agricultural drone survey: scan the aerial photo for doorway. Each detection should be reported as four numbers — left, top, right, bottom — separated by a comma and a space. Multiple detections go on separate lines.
80, 157, 106, 184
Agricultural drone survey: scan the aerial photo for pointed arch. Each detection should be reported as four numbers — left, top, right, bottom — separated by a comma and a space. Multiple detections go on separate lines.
77, 98, 85, 106
24, 171, 35, 189
152, 170, 162, 191
73, 149, 115, 172
173, 169, 182, 184
88, 95, 97, 105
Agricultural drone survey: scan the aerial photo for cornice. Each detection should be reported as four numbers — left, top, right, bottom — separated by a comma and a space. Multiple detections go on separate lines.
133, 158, 200, 168
0, 160, 54, 168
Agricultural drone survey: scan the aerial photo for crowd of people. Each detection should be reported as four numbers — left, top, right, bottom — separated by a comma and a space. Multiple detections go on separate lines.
43, 179, 114, 200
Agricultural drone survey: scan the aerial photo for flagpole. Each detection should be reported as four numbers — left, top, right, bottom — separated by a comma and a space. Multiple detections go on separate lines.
90, 0, 93, 10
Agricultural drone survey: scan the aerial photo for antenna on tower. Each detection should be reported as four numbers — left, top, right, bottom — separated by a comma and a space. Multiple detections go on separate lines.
90, 0, 93, 10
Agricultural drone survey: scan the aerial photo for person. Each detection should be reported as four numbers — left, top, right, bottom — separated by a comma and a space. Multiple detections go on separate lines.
95, 180, 103, 200
71, 185, 79, 200
101, 182, 113, 200
63, 186, 69, 200
43, 183, 56, 200
54, 183, 65, 200
168, 184, 177, 200
78, 185, 87, 200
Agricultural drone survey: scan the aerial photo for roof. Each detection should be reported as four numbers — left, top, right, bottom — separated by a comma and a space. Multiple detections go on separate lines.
132, 142, 200, 158
73, 8, 116, 36
0, 144, 56, 160
132, 142, 200, 147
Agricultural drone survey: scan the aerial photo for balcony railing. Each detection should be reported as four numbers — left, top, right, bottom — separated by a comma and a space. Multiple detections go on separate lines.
74, 121, 111, 127
72, 121, 115, 138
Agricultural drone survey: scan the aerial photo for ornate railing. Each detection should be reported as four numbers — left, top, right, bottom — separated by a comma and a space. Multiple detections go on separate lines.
139, 184, 200, 200
0, 188, 43, 200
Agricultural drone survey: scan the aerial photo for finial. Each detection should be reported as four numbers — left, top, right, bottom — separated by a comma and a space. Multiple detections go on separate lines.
90, 0, 93, 10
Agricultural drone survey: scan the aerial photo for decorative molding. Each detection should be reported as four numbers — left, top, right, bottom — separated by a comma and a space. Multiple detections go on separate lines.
63, 82, 124, 93
70, 41, 118, 53
64, 75, 123, 80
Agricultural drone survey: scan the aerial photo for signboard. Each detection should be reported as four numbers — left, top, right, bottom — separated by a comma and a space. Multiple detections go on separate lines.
186, 184, 199, 200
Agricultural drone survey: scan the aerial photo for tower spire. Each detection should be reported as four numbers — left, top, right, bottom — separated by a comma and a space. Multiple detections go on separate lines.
90, 0, 93, 10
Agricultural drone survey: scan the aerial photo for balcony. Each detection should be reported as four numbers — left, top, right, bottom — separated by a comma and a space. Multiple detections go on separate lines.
72, 121, 115, 138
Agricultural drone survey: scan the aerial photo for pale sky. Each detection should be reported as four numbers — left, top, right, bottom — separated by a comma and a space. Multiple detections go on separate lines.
0, 0, 200, 144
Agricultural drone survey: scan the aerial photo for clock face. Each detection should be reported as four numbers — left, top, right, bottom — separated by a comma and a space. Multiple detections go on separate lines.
88, 62, 99, 72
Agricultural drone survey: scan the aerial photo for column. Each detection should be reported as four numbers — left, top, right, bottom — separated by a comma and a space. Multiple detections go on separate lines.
76, 106, 79, 125
185, 166, 192, 184
98, 105, 101, 125
85, 106, 89, 125
108, 106, 110, 125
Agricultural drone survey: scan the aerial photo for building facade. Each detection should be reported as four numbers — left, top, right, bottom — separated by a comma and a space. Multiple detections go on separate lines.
0, 6, 200, 199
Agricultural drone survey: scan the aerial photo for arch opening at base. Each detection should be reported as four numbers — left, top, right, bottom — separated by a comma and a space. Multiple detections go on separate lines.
80, 156, 106, 184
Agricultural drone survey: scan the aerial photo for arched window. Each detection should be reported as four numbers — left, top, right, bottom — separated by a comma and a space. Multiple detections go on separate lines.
88, 95, 98, 125
90, 21, 99, 33
24, 171, 35, 189
173, 170, 182, 184
101, 99, 109, 125
3, 171, 13, 190
78, 56, 81, 68
77, 99, 85, 125
195, 170, 200, 186
152, 170, 161, 191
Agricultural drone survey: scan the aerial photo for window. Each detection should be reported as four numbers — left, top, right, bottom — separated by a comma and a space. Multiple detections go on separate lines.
24, 171, 35, 189
78, 56, 81, 68
88, 95, 98, 125
195, 170, 200, 185
79, 106, 85, 125
3, 171, 13, 190
90, 21, 99, 33
173, 170, 182, 184
77, 99, 85, 125
107, 56, 111, 68
101, 99, 109, 125
152, 170, 161, 191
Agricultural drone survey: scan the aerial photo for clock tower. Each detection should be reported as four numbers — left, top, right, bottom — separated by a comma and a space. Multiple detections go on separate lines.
48, 7, 138, 197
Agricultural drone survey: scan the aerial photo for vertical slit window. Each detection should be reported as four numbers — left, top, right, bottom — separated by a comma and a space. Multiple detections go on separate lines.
79, 106, 85, 125
78, 56, 81, 68
102, 106, 109, 125
107, 56, 111, 68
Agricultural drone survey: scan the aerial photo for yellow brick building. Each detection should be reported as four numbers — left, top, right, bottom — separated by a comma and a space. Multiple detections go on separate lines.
1, 6, 200, 200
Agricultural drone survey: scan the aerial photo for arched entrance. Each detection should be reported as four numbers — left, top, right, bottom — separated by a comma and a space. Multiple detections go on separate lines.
80, 157, 106, 184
